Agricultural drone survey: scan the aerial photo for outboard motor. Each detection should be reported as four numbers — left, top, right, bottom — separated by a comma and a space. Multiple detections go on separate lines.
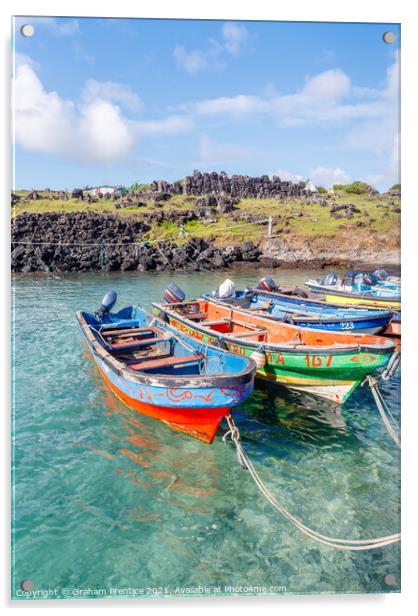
363, 272, 378, 286
323, 273, 337, 286
342, 271, 356, 288
97, 290, 117, 318
163, 283, 186, 303
373, 268, 388, 281
216, 279, 236, 299
256, 277, 277, 292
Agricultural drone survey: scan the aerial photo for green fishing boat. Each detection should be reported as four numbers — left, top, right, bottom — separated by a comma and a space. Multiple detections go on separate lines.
153, 297, 397, 404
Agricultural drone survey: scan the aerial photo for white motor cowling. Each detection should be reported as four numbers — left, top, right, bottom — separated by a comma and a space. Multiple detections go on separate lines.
216, 278, 236, 299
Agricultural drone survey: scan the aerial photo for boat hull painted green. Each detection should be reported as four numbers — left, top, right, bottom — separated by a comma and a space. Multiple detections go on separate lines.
155, 308, 393, 404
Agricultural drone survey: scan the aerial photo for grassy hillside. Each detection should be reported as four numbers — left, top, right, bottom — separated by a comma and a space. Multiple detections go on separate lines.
12, 190, 400, 249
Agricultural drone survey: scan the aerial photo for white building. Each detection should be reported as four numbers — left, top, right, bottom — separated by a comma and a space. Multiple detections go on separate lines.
84, 185, 119, 197
305, 179, 317, 193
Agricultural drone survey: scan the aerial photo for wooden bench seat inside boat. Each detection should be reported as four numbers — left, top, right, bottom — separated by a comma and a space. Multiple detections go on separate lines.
110, 335, 168, 350
102, 326, 159, 338
184, 312, 207, 321
130, 354, 201, 371
233, 329, 267, 339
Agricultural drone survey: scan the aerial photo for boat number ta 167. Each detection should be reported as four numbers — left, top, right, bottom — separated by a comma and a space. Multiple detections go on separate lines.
305, 355, 333, 368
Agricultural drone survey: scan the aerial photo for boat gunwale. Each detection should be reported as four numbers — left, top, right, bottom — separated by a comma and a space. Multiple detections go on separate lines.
208, 299, 391, 326
76, 309, 256, 389
253, 288, 395, 314
153, 302, 395, 357
305, 282, 401, 303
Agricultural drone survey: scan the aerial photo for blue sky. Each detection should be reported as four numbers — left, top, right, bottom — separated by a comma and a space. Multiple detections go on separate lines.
13, 17, 400, 191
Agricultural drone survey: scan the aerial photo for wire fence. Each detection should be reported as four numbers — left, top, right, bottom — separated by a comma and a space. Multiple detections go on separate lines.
11, 217, 274, 248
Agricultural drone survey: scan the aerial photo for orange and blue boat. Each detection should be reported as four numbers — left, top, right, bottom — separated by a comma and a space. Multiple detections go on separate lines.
77, 292, 256, 443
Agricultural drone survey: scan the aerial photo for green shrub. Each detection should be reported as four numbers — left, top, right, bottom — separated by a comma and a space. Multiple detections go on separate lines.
130, 181, 150, 191
316, 186, 327, 194
389, 183, 401, 191
333, 181, 374, 194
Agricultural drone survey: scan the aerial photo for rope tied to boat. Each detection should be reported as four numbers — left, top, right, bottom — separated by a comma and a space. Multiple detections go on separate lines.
360, 349, 401, 448
222, 416, 248, 470
223, 413, 400, 551
364, 375, 401, 449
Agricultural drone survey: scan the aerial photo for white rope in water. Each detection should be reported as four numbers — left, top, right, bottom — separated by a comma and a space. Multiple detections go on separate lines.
366, 376, 401, 448
223, 415, 400, 551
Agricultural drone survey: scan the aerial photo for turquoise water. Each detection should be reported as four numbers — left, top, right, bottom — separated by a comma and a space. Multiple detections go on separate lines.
12, 269, 400, 599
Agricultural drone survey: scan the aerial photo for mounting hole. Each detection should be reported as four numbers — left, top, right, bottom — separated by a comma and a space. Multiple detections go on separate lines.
20, 579, 34, 591
20, 24, 35, 38
384, 573, 396, 586
383, 31, 395, 44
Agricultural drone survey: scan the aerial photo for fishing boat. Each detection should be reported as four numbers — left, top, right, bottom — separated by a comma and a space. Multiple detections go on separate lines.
367, 268, 401, 290
305, 271, 401, 310
154, 294, 396, 404
204, 279, 393, 334
76, 292, 256, 443
245, 277, 400, 337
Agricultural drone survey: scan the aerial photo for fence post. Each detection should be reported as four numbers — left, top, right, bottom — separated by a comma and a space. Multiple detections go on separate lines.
267, 216, 273, 238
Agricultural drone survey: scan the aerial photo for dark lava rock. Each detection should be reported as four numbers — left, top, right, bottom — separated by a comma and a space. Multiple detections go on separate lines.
11, 212, 258, 273
241, 240, 262, 261
329, 203, 361, 219
217, 196, 238, 213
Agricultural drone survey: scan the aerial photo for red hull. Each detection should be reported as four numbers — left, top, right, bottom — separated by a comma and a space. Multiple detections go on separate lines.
98, 365, 230, 443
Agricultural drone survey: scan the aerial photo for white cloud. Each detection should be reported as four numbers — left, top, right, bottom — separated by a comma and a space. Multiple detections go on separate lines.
13, 60, 192, 164
180, 60, 397, 129
179, 53, 399, 186
184, 94, 268, 115
221, 22, 248, 55
26, 17, 80, 36
271, 170, 304, 183
14, 63, 135, 163
310, 166, 350, 188
173, 45, 215, 76
270, 167, 350, 188
174, 21, 248, 75
82, 79, 143, 112
136, 115, 194, 135
182, 68, 356, 125
55, 20, 79, 35
198, 135, 253, 164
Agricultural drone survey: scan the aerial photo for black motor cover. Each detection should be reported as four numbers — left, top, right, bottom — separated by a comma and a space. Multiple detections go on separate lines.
98, 290, 117, 317
163, 283, 186, 303
256, 277, 277, 292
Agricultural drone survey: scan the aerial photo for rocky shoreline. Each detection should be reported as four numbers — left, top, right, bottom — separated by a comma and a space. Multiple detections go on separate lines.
11, 212, 263, 273
11, 211, 399, 274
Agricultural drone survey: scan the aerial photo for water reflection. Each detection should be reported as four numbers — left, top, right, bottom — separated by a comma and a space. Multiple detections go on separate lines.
12, 270, 401, 596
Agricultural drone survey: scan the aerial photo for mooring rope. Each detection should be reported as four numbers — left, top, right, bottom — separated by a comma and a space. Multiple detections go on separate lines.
366, 376, 401, 448
223, 414, 400, 551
